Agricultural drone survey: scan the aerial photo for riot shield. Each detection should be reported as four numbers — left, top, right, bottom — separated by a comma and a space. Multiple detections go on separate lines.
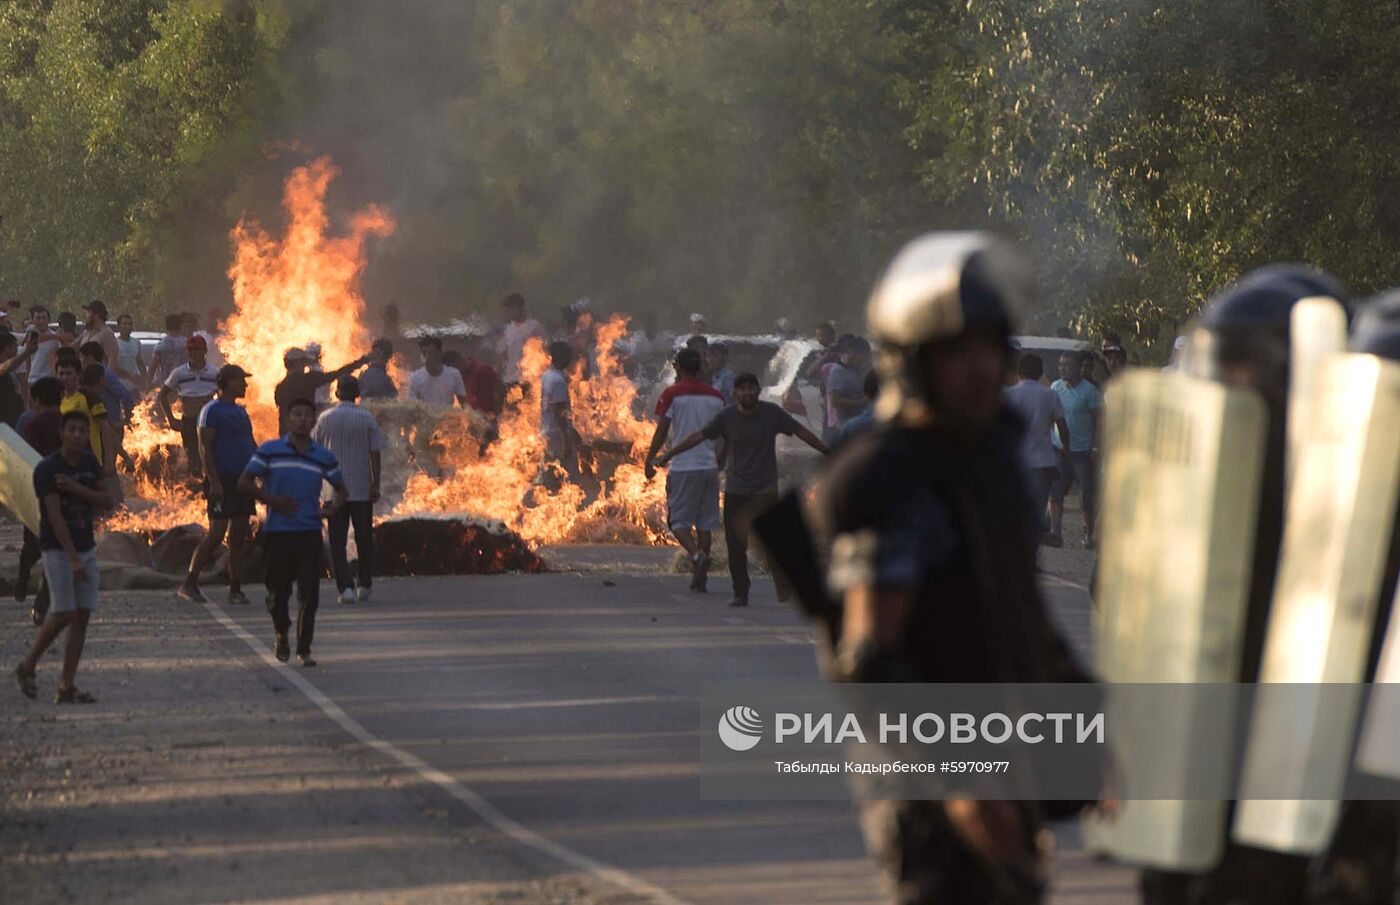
1085, 369, 1267, 871
1357, 598, 1400, 780
1231, 355, 1400, 854
1286, 297, 1348, 487
0, 423, 42, 534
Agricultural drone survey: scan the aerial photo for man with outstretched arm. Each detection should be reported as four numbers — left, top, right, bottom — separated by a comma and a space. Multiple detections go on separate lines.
239, 398, 347, 667
13, 411, 113, 703
658, 372, 826, 607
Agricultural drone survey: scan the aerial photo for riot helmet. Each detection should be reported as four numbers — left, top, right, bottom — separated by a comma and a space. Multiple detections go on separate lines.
866, 232, 1032, 423
1188, 267, 1342, 402
1351, 290, 1400, 361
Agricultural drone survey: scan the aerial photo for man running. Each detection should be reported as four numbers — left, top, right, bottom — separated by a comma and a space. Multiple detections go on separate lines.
14, 410, 113, 703
158, 335, 219, 479
239, 398, 347, 667
658, 372, 827, 606
179, 365, 257, 605
313, 376, 384, 605
645, 348, 724, 592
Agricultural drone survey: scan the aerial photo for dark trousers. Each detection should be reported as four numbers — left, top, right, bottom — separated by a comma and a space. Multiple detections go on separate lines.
265, 531, 323, 656
723, 490, 780, 598
179, 415, 203, 476
17, 527, 48, 612
327, 501, 374, 592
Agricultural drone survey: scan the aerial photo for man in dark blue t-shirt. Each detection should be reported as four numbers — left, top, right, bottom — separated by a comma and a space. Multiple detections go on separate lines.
179, 365, 258, 606
239, 397, 347, 667
14, 411, 113, 704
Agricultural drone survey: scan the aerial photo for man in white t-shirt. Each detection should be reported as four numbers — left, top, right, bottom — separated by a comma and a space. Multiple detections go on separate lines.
539, 340, 578, 477
1002, 352, 1070, 547
644, 347, 725, 592
407, 335, 467, 407
25, 306, 68, 386
499, 293, 543, 386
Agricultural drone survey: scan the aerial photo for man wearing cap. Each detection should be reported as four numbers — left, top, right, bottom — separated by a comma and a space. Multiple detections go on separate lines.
1100, 335, 1128, 380
158, 335, 219, 479
275, 346, 371, 436
313, 375, 385, 605
76, 300, 119, 368
178, 364, 257, 605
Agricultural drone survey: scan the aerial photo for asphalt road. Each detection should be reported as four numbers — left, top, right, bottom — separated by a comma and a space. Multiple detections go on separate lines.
214, 561, 1132, 905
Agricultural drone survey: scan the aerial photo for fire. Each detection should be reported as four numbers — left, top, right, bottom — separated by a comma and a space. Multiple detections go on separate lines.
392, 313, 668, 545
109, 157, 668, 546
110, 157, 394, 533
224, 157, 395, 420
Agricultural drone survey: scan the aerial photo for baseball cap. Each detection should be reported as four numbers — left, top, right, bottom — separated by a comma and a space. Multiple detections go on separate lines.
186, 334, 208, 350
216, 364, 251, 386
283, 346, 309, 364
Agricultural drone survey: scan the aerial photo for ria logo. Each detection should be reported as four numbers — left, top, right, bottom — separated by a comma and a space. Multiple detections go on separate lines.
718, 705, 764, 751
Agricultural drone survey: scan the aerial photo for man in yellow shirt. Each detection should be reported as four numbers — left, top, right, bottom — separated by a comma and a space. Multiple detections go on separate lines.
56, 356, 119, 501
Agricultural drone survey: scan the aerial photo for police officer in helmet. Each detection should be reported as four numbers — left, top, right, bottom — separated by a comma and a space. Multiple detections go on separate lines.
813, 233, 1092, 904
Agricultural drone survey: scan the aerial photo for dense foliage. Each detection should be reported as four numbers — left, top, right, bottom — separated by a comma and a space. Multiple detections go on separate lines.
2, 0, 1398, 359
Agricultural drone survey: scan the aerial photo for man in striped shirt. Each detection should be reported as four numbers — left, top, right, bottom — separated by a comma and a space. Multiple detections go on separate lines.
313, 376, 385, 605
157, 335, 219, 480
239, 398, 347, 667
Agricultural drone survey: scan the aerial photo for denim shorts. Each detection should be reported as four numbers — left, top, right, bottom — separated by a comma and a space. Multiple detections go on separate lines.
42, 548, 100, 614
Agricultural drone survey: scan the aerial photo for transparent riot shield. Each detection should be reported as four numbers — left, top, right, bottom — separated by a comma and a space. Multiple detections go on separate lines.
1085, 369, 1267, 870
1286, 297, 1348, 487
1232, 355, 1400, 854
0, 423, 41, 534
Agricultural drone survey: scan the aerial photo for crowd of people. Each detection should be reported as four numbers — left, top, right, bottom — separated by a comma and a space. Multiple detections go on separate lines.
6, 286, 1118, 706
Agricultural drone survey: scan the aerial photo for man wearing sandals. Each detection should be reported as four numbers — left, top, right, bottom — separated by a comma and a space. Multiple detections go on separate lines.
15, 411, 114, 704
239, 397, 348, 667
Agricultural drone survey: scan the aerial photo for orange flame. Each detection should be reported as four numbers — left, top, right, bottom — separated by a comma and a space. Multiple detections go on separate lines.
393, 313, 667, 544
110, 158, 667, 545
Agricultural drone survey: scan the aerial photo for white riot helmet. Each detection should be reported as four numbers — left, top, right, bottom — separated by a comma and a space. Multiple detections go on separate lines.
867, 232, 1033, 421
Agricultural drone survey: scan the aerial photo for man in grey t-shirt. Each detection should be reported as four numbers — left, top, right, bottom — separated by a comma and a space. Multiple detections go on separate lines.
658, 372, 827, 606
1002, 352, 1070, 547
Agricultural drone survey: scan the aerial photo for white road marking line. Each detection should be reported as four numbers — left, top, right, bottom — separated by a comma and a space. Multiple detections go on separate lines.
202, 600, 695, 905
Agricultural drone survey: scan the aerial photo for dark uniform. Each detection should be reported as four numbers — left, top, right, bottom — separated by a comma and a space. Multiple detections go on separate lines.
809, 233, 1093, 905
817, 415, 1090, 904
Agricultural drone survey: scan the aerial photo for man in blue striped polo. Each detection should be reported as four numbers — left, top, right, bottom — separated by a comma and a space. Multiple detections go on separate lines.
239, 398, 347, 667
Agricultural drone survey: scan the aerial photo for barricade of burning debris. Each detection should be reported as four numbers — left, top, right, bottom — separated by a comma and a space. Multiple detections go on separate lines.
373, 514, 545, 575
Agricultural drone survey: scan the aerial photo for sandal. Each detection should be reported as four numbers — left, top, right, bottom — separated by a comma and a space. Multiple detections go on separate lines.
14, 664, 36, 700
54, 687, 96, 705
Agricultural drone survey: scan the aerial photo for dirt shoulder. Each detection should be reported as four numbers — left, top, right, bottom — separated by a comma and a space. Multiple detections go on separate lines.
0, 591, 628, 905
